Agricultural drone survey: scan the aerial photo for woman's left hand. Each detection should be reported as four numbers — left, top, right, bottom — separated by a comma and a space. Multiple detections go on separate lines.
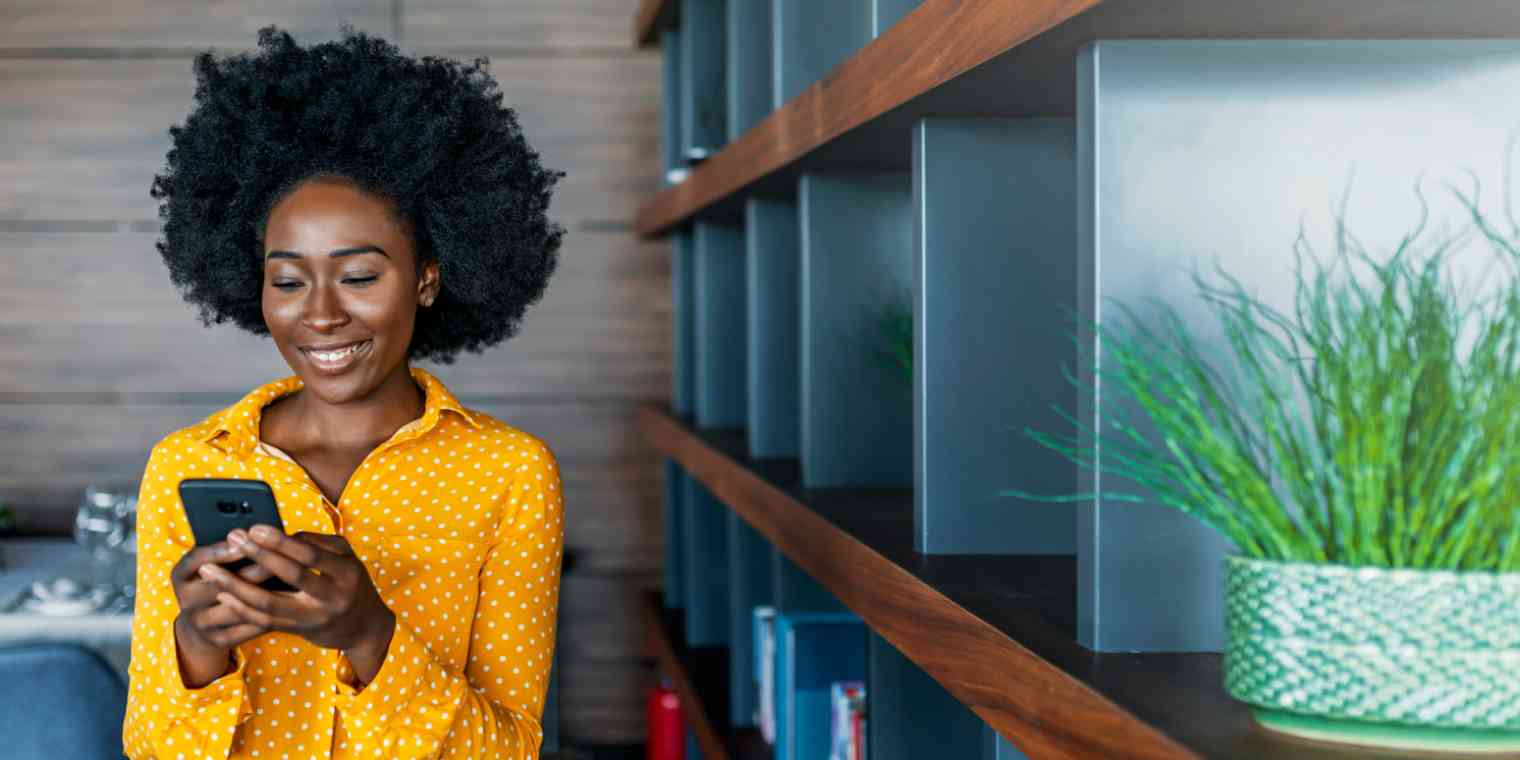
201, 525, 394, 655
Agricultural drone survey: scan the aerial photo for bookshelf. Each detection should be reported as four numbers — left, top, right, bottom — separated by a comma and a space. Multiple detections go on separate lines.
634, 1, 1520, 758
632, 0, 1520, 237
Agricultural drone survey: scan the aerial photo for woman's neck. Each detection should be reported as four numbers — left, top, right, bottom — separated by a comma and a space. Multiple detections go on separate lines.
267, 364, 427, 453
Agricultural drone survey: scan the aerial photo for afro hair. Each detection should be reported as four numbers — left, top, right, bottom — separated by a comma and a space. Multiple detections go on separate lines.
150, 24, 564, 364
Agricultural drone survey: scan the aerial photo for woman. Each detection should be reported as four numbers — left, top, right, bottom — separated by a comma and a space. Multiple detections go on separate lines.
121, 25, 566, 760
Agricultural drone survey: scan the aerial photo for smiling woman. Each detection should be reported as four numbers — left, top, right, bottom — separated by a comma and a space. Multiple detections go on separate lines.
121, 23, 568, 760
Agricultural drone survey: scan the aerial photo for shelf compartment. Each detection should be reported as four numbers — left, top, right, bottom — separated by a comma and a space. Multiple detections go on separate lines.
868, 630, 996, 759
772, 612, 867, 760
663, 461, 686, 610
727, 0, 772, 140
672, 229, 696, 416
681, 473, 731, 646
744, 196, 801, 458
798, 172, 913, 488
694, 220, 747, 428
911, 116, 1077, 555
727, 511, 774, 728
772, 0, 873, 109
1072, 39, 1520, 653
772, 547, 846, 616
660, 26, 686, 184
681, 0, 727, 161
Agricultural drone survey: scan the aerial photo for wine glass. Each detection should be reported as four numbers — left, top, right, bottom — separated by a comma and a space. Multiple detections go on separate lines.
73, 486, 126, 603
111, 495, 138, 609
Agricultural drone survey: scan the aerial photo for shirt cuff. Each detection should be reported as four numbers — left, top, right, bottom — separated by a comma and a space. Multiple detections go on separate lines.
161, 619, 252, 716
152, 620, 253, 758
333, 618, 465, 743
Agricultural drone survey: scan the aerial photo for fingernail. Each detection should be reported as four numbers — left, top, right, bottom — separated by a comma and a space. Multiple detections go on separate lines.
251, 525, 276, 541
198, 564, 219, 580
228, 532, 249, 548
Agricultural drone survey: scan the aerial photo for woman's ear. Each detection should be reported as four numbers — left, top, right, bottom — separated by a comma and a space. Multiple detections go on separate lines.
418, 260, 441, 307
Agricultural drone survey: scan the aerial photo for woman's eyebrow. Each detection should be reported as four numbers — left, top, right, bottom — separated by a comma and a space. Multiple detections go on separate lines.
266, 245, 390, 260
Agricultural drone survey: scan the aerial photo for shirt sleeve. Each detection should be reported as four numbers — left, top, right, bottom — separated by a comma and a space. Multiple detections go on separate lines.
332, 437, 566, 759
122, 438, 255, 760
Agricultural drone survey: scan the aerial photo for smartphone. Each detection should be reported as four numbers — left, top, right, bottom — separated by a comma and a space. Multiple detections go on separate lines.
178, 478, 297, 593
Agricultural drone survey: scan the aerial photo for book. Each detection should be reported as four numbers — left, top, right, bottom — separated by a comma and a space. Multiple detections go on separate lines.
829, 681, 867, 760
753, 606, 778, 743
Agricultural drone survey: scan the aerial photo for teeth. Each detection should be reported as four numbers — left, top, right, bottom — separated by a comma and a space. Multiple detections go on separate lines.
310, 341, 364, 362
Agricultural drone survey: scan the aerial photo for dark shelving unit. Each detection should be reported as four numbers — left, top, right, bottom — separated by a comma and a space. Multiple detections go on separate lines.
634, 2, 1520, 757
641, 406, 1510, 760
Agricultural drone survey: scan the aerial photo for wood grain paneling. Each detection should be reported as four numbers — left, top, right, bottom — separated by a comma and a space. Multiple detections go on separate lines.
0, 231, 670, 399
0, 1, 393, 49
0, 319, 669, 398
0, 59, 194, 221
557, 660, 656, 742
0, 231, 671, 326
560, 573, 662, 663
0, 55, 660, 225
404, 0, 651, 50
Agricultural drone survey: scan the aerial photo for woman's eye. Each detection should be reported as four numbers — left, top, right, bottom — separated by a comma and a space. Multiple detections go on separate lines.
271, 281, 302, 290
344, 275, 378, 285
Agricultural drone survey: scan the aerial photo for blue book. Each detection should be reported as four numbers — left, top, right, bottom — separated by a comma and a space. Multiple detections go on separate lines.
773, 612, 866, 760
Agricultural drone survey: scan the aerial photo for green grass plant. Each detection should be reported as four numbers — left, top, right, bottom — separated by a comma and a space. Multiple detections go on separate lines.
874, 298, 914, 385
1012, 188, 1520, 572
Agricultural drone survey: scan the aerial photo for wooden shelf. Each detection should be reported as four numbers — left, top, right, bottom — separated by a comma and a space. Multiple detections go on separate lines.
642, 591, 770, 760
633, 0, 1520, 238
640, 403, 1511, 760
634, 0, 677, 48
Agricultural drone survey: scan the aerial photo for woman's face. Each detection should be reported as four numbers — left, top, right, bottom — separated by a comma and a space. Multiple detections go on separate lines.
260, 177, 440, 405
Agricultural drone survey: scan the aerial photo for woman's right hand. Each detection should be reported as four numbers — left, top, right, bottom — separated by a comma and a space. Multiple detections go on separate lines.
169, 538, 273, 688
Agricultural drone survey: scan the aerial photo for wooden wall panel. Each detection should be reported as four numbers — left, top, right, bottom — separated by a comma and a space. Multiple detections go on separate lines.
0, 56, 661, 226
404, 0, 645, 50
0, 231, 671, 398
0, 60, 194, 221
0, 2, 665, 745
0, 1, 393, 48
558, 660, 655, 741
0, 231, 671, 326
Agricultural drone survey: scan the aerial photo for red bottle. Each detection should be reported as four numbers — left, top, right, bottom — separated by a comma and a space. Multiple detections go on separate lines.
646, 677, 685, 760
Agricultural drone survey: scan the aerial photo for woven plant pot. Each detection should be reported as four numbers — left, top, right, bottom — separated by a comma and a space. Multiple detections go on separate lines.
1225, 556, 1520, 753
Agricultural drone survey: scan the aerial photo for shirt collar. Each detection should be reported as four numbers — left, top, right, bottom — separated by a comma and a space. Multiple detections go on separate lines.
199, 365, 481, 459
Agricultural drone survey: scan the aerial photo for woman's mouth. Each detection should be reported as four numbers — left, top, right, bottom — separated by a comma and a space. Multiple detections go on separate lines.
301, 339, 372, 373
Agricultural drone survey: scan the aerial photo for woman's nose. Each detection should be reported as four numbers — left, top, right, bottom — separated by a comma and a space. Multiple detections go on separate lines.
302, 282, 350, 330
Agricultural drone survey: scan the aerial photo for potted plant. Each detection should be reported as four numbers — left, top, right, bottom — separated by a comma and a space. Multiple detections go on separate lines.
1015, 190, 1520, 753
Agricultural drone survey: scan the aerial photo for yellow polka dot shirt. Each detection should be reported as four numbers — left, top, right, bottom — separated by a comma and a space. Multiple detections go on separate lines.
121, 365, 565, 759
